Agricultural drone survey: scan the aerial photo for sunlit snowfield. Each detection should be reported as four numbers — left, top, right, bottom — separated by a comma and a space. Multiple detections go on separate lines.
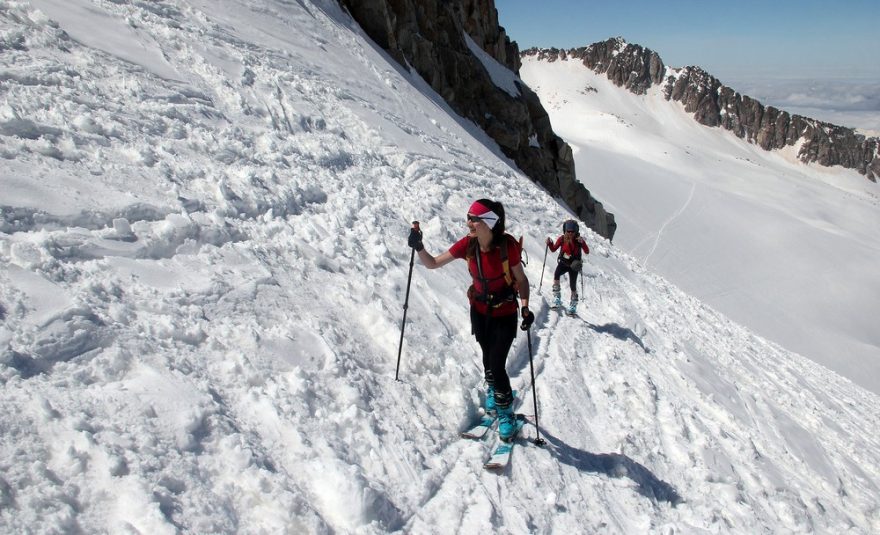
521, 55, 880, 395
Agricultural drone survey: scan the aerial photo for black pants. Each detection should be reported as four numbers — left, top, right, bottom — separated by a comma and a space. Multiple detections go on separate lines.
553, 263, 579, 293
471, 307, 516, 407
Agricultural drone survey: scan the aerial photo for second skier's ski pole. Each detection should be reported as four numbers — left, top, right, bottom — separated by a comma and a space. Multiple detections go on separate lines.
538, 243, 548, 292
580, 264, 585, 301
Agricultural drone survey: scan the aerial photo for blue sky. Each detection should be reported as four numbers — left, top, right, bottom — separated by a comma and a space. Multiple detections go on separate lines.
497, 0, 880, 82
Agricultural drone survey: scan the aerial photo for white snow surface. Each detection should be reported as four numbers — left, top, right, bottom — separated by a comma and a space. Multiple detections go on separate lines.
0, 1, 878, 534
520, 56, 880, 396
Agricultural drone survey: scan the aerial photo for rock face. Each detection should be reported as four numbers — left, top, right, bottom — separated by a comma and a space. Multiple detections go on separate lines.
525, 38, 880, 182
338, 0, 616, 239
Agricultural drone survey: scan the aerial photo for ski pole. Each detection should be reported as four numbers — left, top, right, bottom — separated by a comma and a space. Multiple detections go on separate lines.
580, 264, 585, 301
538, 243, 548, 292
526, 329, 545, 446
395, 221, 419, 381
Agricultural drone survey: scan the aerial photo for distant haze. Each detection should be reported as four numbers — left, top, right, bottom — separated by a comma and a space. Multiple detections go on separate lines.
727, 77, 880, 133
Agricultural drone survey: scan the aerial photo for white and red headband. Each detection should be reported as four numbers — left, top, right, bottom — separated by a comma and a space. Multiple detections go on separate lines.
468, 200, 499, 229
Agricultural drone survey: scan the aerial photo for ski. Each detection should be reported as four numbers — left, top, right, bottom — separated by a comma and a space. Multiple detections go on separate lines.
483, 414, 526, 470
460, 413, 496, 439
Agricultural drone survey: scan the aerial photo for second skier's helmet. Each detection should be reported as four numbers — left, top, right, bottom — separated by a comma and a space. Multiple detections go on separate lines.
563, 219, 579, 233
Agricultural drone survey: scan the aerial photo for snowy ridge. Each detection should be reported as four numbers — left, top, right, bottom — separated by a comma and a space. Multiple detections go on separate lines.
1, 1, 879, 533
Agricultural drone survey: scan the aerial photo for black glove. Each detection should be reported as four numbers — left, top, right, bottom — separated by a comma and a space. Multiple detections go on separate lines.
407, 227, 424, 251
520, 306, 534, 330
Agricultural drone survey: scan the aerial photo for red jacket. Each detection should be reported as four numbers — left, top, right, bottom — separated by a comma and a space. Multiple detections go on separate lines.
548, 235, 588, 262
449, 235, 521, 316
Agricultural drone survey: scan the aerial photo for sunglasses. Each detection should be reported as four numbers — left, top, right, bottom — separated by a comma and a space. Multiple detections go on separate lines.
466, 214, 485, 223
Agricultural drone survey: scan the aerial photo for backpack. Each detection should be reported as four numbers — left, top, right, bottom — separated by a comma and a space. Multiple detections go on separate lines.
557, 235, 583, 265
466, 234, 522, 307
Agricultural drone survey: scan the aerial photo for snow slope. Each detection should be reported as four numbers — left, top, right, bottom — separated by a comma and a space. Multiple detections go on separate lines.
1, 1, 879, 533
520, 55, 880, 395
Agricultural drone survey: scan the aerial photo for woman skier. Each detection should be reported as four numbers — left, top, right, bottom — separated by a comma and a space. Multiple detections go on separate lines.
407, 199, 534, 441
546, 219, 589, 315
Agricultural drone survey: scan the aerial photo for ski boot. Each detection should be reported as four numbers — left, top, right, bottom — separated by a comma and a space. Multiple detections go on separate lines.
496, 405, 517, 442
567, 294, 578, 316
552, 283, 562, 309
493, 389, 516, 440
485, 384, 496, 414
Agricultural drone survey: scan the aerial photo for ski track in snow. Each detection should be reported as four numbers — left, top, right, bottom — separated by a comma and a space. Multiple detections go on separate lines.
640, 182, 696, 268
0, 1, 879, 534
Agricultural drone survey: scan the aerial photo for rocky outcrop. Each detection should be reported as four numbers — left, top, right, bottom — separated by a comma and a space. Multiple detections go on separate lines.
529, 38, 664, 95
526, 39, 879, 182
338, 0, 616, 239
668, 66, 879, 180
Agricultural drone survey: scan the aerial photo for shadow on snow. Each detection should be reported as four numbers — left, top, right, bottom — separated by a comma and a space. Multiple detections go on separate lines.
538, 428, 682, 505
582, 321, 650, 353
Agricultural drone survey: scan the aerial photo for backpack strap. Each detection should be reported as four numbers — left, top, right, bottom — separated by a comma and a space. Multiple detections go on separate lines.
500, 238, 512, 287
500, 234, 525, 287
468, 235, 519, 308
468, 235, 517, 288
